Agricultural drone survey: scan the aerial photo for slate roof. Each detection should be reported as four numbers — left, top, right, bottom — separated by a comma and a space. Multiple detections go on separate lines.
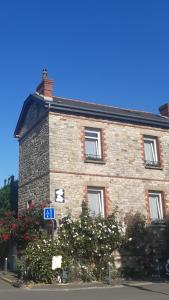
14, 93, 169, 137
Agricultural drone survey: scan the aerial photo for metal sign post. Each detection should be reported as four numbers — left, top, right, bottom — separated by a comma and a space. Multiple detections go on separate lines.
51, 219, 54, 241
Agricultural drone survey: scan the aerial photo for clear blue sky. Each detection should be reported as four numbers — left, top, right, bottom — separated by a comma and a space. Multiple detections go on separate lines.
0, 0, 169, 187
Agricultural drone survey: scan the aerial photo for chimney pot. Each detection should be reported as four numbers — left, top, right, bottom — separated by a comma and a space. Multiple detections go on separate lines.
42, 68, 48, 80
36, 69, 53, 99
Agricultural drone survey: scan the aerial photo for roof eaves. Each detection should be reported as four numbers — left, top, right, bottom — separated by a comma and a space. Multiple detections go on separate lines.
48, 102, 169, 129
14, 94, 46, 137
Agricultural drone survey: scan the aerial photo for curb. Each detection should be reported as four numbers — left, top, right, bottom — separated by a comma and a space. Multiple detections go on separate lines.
0, 274, 13, 284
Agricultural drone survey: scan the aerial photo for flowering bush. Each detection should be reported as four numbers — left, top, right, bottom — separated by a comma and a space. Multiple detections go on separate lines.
23, 239, 59, 283
21, 206, 122, 283
0, 203, 47, 255
57, 211, 121, 280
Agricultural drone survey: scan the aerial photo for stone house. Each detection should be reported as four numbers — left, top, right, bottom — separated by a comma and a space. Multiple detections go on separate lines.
14, 71, 169, 223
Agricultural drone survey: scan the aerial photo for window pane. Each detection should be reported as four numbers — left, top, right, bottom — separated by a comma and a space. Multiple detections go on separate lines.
84, 128, 101, 159
144, 140, 156, 162
144, 137, 159, 165
87, 189, 104, 217
85, 131, 98, 138
85, 140, 98, 157
149, 193, 163, 220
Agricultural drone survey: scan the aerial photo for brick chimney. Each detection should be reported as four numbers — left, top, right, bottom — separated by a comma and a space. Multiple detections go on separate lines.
159, 103, 169, 117
36, 68, 53, 99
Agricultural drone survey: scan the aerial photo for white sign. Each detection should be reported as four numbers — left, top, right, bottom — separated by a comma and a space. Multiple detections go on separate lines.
55, 189, 64, 203
52, 255, 62, 270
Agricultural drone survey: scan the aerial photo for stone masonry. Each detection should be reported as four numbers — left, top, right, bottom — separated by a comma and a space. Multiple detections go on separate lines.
18, 109, 49, 210
49, 112, 169, 221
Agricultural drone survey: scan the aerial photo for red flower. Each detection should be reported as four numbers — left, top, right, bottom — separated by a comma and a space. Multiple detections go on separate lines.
10, 223, 18, 230
23, 234, 31, 241
30, 235, 37, 240
2, 233, 10, 241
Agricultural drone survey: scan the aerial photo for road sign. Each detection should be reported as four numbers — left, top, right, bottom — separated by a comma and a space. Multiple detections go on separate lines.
43, 207, 55, 220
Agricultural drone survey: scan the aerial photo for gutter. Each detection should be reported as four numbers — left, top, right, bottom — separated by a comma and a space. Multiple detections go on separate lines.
45, 102, 169, 130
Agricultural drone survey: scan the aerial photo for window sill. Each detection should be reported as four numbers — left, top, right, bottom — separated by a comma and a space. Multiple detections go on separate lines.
84, 159, 106, 164
148, 220, 166, 227
145, 165, 163, 170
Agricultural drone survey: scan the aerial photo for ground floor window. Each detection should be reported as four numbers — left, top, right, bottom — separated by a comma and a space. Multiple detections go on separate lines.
148, 192, 164, 221
87, 187, 105, 217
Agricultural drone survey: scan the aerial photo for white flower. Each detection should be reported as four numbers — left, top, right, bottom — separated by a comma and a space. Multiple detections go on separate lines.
128, 237, 132, 241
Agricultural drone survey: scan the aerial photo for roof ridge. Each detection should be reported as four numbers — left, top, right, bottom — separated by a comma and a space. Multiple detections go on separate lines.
53, 96, 157, 116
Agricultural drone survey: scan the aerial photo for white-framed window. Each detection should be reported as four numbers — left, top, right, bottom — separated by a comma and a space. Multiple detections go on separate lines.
148, 192, 164, 221
144, 136, 160, 167
87, 187, 105, 217
85, 128, 102, 160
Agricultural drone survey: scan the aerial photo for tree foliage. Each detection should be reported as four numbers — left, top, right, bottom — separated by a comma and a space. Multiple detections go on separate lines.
0, 176, 18, 218
0, 185, 11, 218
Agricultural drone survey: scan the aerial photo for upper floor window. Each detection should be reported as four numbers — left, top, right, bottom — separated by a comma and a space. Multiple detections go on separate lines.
143, 136, 160, 167
87, 187, 105, 217
85, 128, 102, 160
148, 192, 164, 222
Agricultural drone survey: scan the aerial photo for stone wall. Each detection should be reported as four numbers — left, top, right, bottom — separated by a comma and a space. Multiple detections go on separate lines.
19, 174, 49, 210
49, 112, 169, 220
18, 113, 49, 209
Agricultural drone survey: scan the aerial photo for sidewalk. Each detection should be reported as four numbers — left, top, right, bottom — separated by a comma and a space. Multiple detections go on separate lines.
0, 271, 168, 290
0, 271, 17, 284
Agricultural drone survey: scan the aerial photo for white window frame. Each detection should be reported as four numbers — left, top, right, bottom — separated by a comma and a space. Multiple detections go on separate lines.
143, 136, 159, 166
87, 187, 105, 218
84, 128, 102, 160
148, 192, 164, 221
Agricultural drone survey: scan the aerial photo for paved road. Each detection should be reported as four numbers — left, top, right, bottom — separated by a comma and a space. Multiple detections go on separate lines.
0, 279, 169, 300
0, 278, 15, 290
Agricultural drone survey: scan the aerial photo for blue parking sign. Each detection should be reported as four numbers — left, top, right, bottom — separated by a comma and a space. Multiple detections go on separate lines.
43, 207, 55, 220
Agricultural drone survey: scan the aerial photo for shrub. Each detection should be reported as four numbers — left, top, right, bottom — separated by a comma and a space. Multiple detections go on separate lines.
21, 208, 122, 283
0, 204, 47, 250
23, 239, 60, 283
121, 212, 168, 277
